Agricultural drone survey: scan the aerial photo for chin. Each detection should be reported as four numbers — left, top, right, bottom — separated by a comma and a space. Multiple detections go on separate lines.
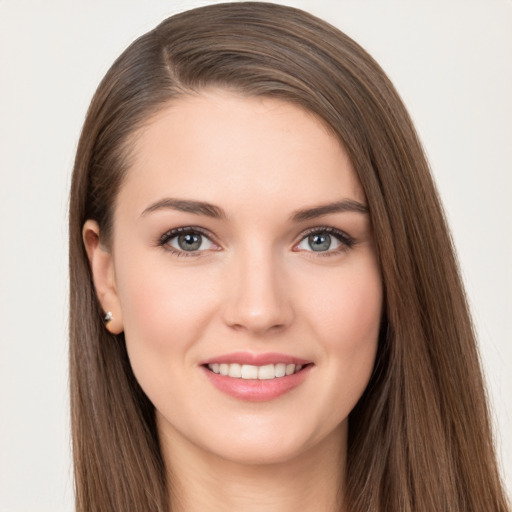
195, 418, 346, 468
208, 439, 312, 467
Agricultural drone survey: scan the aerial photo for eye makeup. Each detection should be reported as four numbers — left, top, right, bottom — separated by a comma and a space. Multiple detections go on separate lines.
156, 223, 356, 258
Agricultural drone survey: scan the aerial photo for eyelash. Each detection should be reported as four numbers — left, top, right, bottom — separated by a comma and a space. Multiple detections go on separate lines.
295, 226, 355, 257
157, 225, 355, 257
158, 226, 217, 257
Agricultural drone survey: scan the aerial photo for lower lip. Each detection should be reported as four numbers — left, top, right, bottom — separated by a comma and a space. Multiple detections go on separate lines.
201, 365, 312, 402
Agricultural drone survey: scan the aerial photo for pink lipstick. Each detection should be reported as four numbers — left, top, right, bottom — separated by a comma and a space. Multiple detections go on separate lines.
200, 352, 313, 401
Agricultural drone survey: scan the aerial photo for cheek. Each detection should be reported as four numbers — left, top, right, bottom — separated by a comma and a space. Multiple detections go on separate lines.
305, 260, 382, 403
114, 257, 221, 388
115, 260, 225, 419
117, 258, 215, 340
312, 262, 383, 349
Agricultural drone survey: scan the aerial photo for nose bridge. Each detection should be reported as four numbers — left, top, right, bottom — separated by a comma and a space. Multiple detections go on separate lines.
223, 242, 293, 333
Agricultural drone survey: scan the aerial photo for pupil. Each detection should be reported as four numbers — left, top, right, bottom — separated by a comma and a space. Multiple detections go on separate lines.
309, 233, 331, 252
178, 233, 201, 251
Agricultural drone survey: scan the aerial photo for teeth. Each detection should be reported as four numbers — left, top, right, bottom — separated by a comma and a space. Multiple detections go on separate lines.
207, 362, 305, 379
241, 365, 258, 379
275, 363, 286, 377
228, 363, 241, 378
258, 364, 275, 380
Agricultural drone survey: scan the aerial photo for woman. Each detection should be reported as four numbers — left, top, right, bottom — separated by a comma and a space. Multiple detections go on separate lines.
69, 2, 510, 511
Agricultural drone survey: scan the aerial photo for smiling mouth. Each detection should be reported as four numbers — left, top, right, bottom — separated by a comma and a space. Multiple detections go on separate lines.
205, 362, 309, 380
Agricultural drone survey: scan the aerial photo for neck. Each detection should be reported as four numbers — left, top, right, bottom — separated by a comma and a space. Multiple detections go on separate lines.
160, 424, 347, 512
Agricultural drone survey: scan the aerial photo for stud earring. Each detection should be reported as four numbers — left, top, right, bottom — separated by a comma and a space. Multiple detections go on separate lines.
103, 311, 113, 323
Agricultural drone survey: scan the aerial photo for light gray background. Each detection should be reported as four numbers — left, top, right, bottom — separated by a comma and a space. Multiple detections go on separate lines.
0, 1, 510, 510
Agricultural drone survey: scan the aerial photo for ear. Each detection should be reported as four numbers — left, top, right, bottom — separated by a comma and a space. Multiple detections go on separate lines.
82, 220, 124, 334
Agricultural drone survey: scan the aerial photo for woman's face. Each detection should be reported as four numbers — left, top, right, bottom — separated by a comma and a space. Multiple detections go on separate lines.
91, 90, 382, 465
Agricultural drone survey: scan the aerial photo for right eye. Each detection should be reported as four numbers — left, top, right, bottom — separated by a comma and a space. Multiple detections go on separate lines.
159, 228, 218, 256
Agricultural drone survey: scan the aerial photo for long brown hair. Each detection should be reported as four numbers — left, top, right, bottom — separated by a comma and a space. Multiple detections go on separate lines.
69, 3, 510, 511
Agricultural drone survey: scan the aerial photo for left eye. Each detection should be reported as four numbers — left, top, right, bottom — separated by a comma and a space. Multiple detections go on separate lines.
166, 231, 215, 252
296, 232, 344, 252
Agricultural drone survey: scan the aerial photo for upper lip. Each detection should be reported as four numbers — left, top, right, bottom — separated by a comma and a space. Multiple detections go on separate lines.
200, 352, 312, 366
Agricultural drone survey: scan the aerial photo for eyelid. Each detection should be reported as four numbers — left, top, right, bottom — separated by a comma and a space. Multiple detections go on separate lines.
159, 225, 212, 244
156, 225, 354, 256
158, 226, 220, 256
293, 226, 355, 253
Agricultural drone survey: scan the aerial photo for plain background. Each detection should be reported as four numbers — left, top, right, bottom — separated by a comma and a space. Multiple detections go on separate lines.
0, 1, 510, 510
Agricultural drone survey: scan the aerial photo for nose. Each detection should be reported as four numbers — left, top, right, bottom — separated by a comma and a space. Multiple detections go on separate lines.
221, 247, 294, 335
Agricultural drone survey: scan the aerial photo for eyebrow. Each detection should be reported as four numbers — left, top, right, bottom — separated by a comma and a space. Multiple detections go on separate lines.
140, 197, 368, 221
290, 199, 368, 222
141, 198, 226, 219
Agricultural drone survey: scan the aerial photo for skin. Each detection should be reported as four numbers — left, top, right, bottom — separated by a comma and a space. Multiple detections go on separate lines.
84, 90, 383, 512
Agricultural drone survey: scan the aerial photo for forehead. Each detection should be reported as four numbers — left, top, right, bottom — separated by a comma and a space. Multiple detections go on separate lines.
118, 90, 364, 219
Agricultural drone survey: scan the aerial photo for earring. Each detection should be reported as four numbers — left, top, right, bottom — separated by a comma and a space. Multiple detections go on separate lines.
103, 311, 113, 323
